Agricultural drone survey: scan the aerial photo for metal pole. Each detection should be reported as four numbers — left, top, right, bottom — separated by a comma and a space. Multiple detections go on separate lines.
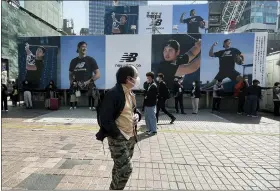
206, 91, 210, 108
64, 90, 67, 106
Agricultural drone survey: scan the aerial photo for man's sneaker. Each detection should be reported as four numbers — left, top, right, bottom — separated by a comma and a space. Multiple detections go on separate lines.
170, 117, 176, 124
237, 112, 242, 115
74, 107, 77, 109
89, 107, 92, 110
146, 130, 151, 133
251, 115, 258, 118
148, 131, 157, 135
70, 107, 73, 110
181, 112, 186, 114
92, 107, 96, 110
247, 114, 251, 117
5, 110, 8, 112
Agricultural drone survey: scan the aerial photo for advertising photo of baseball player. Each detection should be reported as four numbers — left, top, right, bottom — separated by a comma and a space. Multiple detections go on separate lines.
104, 6, 139, 35
200, 33, 255, 92
69, 41, 100, 90
18, 36, 60, 89
173, 4, 208, 35
152, 34, 201, 90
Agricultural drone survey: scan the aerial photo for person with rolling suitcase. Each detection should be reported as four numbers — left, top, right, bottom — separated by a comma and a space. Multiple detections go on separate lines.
45, 80, 58, 110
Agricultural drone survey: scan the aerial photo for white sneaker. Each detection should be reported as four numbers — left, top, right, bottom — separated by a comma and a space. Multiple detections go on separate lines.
5, 110, 8, 112
74, 107, 76, 109
92, 107, 96, 110
70, 107, 73, 110
237, 112, 242, 115
89, 107, 92, 110
252, 115, 258, 118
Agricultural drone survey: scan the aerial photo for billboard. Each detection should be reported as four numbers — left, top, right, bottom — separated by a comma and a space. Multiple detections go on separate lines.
17, 32, 268, 93
172, 4, 208, 35
200, 33, 255, 92
104, 6, 139, 35
18, 37, 60, 89
105, 35, 152, 89
152, 34, 200, 90
138, 5, 173, 34
60, 36, 106, 89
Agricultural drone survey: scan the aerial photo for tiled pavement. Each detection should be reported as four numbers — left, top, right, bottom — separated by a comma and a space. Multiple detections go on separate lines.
1, 108, 280, 190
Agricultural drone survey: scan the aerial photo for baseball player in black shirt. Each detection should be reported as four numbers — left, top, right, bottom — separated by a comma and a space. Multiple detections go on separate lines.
204, 39, 245, 89
25, 43, 45, 89
180, 9, 205, 34
69, 41, 100, 89
157, 39, 201, 89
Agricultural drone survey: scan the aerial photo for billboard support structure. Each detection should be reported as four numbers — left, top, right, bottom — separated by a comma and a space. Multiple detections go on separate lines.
151, 18, 161, 34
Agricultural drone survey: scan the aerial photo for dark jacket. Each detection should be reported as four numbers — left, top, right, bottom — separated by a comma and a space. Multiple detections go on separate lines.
173, 82, 184, 97
191, 85, 201, 98
1, 84, 8, 97
69, 84, 80, 95
22, 82, 32, 92
96, 83, 141, 141
158, 81, 170, 100
45, 84, 57, 98
144, 82, 158, 107
239, 81, 249, 97
273, 86, 280, 101
246, 85, 261, 98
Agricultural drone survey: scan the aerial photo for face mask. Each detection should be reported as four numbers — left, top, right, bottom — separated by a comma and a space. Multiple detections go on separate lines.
192, 82, 195, 86
156, 77, 160, 81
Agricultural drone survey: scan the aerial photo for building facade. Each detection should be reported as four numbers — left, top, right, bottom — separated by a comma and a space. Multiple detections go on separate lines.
236, 1, 278, 32
2, 1, 63, 79
20, 0, 63, 29
89, 0, 147, 35
63, 19, 75, 35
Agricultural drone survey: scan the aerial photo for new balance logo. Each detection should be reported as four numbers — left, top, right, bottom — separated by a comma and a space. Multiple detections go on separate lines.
75, 62, 85, 69
119, 53, 138, 62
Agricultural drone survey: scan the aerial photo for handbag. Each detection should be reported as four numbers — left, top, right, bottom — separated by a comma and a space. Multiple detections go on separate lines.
75, 90, 81, 97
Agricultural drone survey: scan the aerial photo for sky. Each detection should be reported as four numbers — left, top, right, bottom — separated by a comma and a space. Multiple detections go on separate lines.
200, 33, 255, 84
63, 1, 208, 34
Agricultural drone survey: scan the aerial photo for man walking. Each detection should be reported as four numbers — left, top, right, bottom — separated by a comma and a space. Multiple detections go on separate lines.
173, 76, 185, 114
97, 65, 141, 190
156, 73, 176, 124
212, 80, 224, 112
144, 72, 158, 135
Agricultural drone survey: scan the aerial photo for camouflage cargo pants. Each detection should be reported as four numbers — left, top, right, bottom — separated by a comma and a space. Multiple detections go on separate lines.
108, 135, 136, 190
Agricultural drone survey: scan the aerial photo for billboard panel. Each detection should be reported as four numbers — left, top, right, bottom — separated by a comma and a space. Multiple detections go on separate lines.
105, 35, 152, 89
200, 33, 256, 92
104, 6, 139, 35
18, 37, 60, 89
172, 4, 209, 36
60, 36, 106, 89
152, 34, 200, 90
138, 5, 173, 34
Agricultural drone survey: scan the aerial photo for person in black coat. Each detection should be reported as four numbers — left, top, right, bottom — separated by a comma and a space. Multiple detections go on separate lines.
142, 81, 149, 112
1, 83, 8, 111
156, 73, 176, 124
173, 76, 186, 114
190, 80, 201, 114
245, 79, 261, 117
45, 80, 57, 109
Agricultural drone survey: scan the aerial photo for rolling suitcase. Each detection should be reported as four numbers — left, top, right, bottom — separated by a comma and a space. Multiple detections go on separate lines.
49, 98, 59, 110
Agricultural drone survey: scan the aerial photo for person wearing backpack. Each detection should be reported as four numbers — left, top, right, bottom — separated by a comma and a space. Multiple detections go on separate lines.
96, 65, 141, 190
173, 76, 186, 114
212, 79, 224, 112
156, 73, 176, 124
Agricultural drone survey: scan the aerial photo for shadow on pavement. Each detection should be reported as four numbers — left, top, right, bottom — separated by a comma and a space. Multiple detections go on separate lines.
215, 111, 279, 124
1, 106, 52, 119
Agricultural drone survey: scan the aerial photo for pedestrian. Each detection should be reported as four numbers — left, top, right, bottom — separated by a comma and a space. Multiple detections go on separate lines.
212, 79, 224, 112
45, 80, 57, 108
235, 76, 249, 114
273, 82, 280, 116
11, 85, 19, 107
144, 72, 158, 135
69, 80, 80, 109
1, 83, 8, 111
156, 73, 176, 124
97, 65, 141, 190
142, 81, 149, 112
191, 80, 201, 114
173, 77, 186, 114
245, 79, 261, 117
22, 80, 33, 109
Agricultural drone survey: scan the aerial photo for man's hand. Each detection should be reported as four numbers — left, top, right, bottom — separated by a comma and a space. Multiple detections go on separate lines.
133, 114, 139, 126
84, 79, 92, 86
195, 39, 201, 48
212, 42, 218, 46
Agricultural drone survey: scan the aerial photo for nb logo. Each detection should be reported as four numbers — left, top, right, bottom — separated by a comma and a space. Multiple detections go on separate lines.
120, 53, 138, 62
75, 62, 85, 69
155, 19, 162, 26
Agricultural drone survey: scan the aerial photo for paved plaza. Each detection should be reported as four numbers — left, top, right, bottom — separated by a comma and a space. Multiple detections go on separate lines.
1, 107, 280, 190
